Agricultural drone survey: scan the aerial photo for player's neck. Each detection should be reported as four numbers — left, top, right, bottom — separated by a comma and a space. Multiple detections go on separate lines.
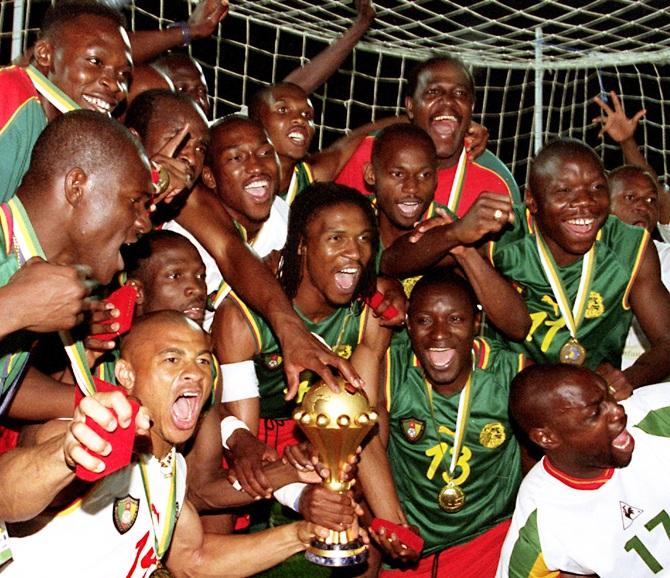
279, 156, 297, 194
378, 214, 408, 249
545, 455, 612, 482
436, 144, 465, 170
429, 368, 471, 397
293, 284, 337, 323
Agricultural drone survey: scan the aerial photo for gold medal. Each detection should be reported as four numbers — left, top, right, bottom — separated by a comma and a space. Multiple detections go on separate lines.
438, 482, 465, 513
150, 563, 174, 578
559, 338, 586, 366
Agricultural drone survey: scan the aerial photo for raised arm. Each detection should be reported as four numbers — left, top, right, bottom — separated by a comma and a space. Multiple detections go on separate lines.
176, 183, 362, 394
129, 0, 229, 63
283, 0, 375, 95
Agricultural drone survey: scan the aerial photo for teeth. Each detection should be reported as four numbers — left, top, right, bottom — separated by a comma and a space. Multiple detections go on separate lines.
82, 94, 112, 113
181, 391, 198, 398
567, 218, 594, 226
339, 267, 358, 274
434, 114, 457, 121
288, 130, 305, 144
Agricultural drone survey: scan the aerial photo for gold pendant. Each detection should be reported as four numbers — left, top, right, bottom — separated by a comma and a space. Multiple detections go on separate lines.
559, 338, 586, 366
438, 482, 465, 513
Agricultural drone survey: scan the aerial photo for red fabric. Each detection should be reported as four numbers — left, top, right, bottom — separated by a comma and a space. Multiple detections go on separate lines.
380, 519, 511, 578
335, 135, 511, 218
257, 417, 299, 456
0, 424, 20, 454
0, 66, 37, 129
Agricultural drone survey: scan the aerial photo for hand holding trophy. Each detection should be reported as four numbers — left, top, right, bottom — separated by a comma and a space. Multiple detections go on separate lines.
293, 377, 378, 567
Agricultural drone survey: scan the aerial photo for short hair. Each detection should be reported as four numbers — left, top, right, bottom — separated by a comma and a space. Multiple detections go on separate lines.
371, 123, 437, 169
21, 109, 146, 195
608, 164, 658, 195
40, 0, 126, 41
247, 82, 307, 122
120, 310, 204, 358
529, 139, 603, 196
124, 88, 205, 142
409, 267, 479, 312
207, 114, 264, 165
122, 230, 196, 281
278, 182, 379, 301
406, 56, 475, 100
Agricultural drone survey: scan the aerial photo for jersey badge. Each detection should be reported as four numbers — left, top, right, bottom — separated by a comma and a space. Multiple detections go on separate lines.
401, 417, 425, 443
333, 344, 352, 359
113, 494, 140, 535
585, 291, 605, 319
261, 353, 283, 370
402, 276, 421, 298
620, 501, 644, 530
480, 422, 506, 448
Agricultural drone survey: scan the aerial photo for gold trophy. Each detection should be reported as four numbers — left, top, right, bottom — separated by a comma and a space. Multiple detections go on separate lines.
293, 378, 378, 567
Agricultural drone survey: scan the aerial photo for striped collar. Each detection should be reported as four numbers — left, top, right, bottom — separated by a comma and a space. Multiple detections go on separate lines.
543, 457, 614, 490
25, 65, 79, 114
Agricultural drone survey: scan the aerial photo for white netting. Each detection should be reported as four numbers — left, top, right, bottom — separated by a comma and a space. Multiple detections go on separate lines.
2, 0, 670, 185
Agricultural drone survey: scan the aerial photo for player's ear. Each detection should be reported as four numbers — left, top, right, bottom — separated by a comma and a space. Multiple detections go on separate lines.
525, 187, 537, 214
33, 38, 55, 71
64, 168, 88, 207
363, 162, 376, 187
115, 359, 136, 393
528, 426, 559, 451
201, 166, 216, 190
473, 309, 482, 335
405, 95, 415, 121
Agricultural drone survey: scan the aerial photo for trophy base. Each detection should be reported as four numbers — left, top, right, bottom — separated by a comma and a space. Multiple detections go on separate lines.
305, 538, 368, 567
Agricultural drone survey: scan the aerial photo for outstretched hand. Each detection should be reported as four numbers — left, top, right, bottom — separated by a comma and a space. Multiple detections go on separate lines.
355, 0, 376, 26
188, 0, 229, 40
593, 91, 645, 142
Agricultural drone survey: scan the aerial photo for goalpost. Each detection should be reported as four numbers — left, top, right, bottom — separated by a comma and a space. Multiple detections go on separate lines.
3, 0, 670, 186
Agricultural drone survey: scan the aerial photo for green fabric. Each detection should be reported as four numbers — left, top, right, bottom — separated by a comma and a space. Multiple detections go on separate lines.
245, 302, 366, 419
508, 509, 551, 578
477, 149, 522, 205
280, 161, 314, 204
386, 336, 523, 555
491, 207, 647, 369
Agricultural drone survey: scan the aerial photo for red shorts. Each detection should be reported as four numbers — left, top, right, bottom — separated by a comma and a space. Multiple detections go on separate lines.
380, 519, 511, 578
257, 417, 299, 457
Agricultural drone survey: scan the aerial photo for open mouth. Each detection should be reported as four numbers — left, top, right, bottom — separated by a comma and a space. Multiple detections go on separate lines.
565, 217, 597, 237
426, 347, 456, 369
334, 267, 360, 291
287, 128, 307, 146
430, 114, 460, 138
244, 177, 272, 203
171, 390, 201, 430
82, 94, 114, 115
183, 306, 205, 322
396, 199, 423, 220
611, 427, 634, 453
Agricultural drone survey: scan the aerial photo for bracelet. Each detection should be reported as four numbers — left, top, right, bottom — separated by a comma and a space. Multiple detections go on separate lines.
220, 416, 250, 450
170, 21, 192, 47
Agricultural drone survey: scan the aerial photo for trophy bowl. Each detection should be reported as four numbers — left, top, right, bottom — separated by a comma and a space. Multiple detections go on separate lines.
293, 378, 378, 567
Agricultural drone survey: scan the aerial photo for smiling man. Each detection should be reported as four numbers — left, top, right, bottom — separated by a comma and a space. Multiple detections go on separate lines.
0, 1, 132, 199
356, 270, 528, 578
489, 139, 670, 392
497, 364, 670, 578
336, 56, 520, 216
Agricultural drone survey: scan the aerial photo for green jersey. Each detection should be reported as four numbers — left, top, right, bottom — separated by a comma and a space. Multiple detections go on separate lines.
282, 161, 314, 206
384, 336, 527, 556
229, 292, 369, 419
489, 206, 649, 369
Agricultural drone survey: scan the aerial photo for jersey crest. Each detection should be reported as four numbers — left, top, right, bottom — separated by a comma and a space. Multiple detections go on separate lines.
479, 422, 506, 448
401, 417, 425, 443
113, 494, 140, 535
620, 501, 644, 530
585, 291, 605, 319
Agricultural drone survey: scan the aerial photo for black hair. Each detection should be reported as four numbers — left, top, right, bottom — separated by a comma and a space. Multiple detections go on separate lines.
371, 123, 437, 169
608, 164, 658, 196
122, 230, 196, 281
206, 114, 264, 165
405, 55, 475, 100
40, 0, 126, 41
278, 182, 379, 301
247, 82, 308, 122
409, 267, 479, 312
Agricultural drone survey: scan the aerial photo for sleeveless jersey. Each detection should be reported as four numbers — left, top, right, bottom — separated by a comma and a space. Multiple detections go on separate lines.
497, 382, 670, 578
489, 206, 649, 369
229, 293, 370, 419
384, 336, 527, 555
6, 452, 187, 578
282, 161, 314, 206
335, 134, 521, 215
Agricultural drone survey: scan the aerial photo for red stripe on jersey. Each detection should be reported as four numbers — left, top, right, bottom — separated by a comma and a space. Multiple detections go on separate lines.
0, 67, 39, 130
543, 457, 614, 490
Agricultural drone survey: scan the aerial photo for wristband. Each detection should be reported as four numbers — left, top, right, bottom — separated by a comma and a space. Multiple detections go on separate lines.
220, 416, 250, 450
274, 482, 308, 513
220, 360, 260, 403
169, 21, 192, 47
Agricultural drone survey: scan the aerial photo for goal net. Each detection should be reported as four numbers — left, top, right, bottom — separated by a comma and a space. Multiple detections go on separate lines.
3, 0, 670, 186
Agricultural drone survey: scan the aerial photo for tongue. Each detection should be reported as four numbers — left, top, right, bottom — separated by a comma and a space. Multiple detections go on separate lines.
427, 349, 456, 368
398, 202, 420, 217
246, 185, 267, 200
335, 272, 355, 290
431, 119, 457, 138
612, 429, 631, 449
173, 396, 194, 422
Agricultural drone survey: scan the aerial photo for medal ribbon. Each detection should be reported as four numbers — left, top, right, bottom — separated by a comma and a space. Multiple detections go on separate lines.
139, 449, 178, 560
425, 356, 473, 481
25, 65, 79, 114
211, 222, 252, 309
535, 230, 596, 340
7, 198, 97, 397
446, 148, 468, 214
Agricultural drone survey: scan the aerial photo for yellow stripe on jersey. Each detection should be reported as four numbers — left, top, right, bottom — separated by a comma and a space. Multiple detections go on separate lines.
622, 228, 650, 310
473, 337, 491, 369
384, 350, 392, 413
528, 554, 560, 578
228, 291, 263, 353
